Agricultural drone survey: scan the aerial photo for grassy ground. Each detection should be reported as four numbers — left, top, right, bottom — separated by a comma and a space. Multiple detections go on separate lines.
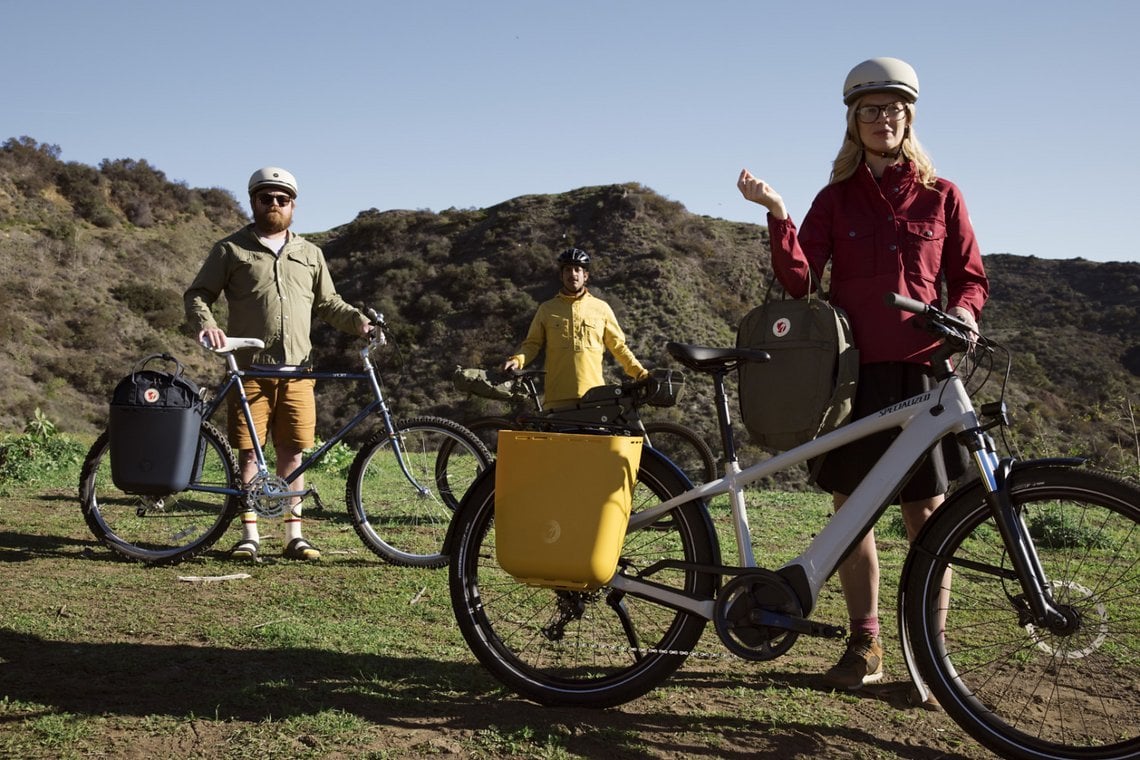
0, 439, 991, 759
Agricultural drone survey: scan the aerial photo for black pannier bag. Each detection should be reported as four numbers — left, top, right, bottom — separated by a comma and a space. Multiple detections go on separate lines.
109, 353, 205, 494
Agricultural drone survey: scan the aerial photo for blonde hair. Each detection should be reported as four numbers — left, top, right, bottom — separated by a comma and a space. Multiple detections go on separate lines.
829, 101, 936, 188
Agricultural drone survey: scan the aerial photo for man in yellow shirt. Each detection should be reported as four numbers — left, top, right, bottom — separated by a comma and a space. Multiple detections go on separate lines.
503, 248, 648, 407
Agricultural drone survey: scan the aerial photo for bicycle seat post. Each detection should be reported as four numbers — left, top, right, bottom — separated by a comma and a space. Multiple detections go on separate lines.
709, 369, 739, 466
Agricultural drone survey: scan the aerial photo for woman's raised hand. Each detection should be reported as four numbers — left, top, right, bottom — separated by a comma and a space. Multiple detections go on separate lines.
737, 169, 788, 219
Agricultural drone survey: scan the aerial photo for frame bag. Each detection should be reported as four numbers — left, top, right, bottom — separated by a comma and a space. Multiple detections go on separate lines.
109, 353, 205, 494
736, 278, 859, 453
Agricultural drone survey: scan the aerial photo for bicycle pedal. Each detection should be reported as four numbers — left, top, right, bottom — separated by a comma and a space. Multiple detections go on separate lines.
811, 622, 847, 639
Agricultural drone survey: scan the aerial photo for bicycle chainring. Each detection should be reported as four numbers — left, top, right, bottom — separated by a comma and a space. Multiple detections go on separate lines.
244, 474, 292, 518
712, 570, 803, 661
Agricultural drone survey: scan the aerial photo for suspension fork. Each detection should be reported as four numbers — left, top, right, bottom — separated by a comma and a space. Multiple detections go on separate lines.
981, 457, 1070, 630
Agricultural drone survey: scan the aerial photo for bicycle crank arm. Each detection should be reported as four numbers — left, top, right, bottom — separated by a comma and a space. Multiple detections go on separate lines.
749, 609, 846, 639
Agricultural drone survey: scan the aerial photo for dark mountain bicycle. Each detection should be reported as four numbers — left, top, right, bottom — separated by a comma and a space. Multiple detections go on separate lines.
79, 311, 491, 568
447, 294, 1140, 760
452, 366, 717, 484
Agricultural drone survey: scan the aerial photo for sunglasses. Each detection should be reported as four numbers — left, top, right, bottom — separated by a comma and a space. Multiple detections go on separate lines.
257, 193, 293, 207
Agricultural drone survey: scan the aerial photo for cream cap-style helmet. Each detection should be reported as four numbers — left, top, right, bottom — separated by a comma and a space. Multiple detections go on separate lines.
842, 57, 920, 105
248, 166, 298, 197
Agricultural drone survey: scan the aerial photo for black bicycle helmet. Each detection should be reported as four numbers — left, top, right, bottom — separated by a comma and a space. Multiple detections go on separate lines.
557, 248, 591, 269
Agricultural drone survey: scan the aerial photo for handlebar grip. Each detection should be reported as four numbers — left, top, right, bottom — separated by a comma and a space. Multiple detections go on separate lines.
365, 308, 387, 329
885, 292, 930, 315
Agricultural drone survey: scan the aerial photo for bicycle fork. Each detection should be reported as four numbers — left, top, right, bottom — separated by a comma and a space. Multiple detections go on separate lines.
901, 427, 1074, 704
362, 354, 431, 498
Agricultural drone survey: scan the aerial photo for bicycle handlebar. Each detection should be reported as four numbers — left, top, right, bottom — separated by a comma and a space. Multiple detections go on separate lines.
365, 308, 388, 347
885, 292, 993, 351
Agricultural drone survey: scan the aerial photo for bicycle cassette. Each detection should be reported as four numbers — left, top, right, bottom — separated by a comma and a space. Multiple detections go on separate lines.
712, 570, 803, 661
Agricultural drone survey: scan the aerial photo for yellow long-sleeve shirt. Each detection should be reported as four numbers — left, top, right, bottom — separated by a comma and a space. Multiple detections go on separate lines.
508, 290, 647, 407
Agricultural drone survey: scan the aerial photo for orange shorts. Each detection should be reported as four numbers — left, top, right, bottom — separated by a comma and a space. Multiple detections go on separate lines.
227, 377, 317, 452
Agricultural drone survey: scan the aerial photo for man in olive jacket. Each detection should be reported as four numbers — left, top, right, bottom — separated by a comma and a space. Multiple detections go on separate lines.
185, 166, 369, 562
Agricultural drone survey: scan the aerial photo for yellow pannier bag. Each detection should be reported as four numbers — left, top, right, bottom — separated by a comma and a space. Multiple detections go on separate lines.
494, 431, 642, 590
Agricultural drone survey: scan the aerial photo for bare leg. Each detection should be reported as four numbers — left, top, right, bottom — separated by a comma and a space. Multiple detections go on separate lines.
833, 492, 879, 622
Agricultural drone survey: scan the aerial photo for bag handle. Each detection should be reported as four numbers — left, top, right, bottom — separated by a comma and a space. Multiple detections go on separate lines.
763, 264, 827, 304
131, 353, 188, 380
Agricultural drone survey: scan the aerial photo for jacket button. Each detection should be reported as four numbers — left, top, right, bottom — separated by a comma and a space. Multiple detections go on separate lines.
848, 231, 856, 237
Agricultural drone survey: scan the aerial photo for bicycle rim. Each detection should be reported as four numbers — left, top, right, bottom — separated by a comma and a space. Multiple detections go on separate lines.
79, 422, 240, 566
347, 416, 491, 568
904, 467, 1140, 760
643, 420, 717, 484
449, 448, 718, 707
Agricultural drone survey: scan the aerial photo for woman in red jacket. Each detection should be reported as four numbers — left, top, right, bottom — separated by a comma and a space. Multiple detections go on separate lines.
737, 57, 989, 703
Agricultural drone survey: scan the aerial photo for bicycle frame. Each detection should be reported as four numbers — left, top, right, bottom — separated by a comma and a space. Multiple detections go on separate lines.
617, 371, 980, 608
614, 353, 1064, 641
199, 339, 428, 505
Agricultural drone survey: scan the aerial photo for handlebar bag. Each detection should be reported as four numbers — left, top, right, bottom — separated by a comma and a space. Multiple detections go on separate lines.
736, 279, 859, 453
108, 353, 205, 494
452, 366, 528, 401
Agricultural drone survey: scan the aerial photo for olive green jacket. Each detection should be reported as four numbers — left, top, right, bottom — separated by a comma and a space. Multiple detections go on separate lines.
184, 226, 365, 367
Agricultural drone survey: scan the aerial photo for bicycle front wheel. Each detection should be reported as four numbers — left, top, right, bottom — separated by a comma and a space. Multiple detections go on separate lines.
643, 420, 717, 484
902, 466, 1140, 760
449, 448, 719, 707
79, 421, 241, 566
346, 416, 492, 568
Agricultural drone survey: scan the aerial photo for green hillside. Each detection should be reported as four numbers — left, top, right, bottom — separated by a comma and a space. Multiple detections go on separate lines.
1, 136, 1137, 480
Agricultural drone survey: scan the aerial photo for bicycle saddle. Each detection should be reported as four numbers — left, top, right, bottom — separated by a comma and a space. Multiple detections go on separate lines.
666, 342, 770, 373
201, 337, 266, 354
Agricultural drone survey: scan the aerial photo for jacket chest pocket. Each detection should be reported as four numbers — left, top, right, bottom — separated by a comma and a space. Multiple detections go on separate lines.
577, 318, 603, 350
902, 220, 947, 283
548, 314, 573, 345
280, 254, 319, 293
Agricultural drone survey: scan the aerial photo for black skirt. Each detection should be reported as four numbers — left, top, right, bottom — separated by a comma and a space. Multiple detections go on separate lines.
814, 362, 966, 502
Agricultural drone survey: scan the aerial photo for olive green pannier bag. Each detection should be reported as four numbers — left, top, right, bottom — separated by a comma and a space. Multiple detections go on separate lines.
735, 278, 859, 453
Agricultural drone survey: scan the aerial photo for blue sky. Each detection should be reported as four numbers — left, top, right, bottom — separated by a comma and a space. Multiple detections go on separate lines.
4, 1, 1138, 263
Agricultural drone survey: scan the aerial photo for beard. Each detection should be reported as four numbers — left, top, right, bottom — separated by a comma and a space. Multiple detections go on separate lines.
253, 206, 292, 235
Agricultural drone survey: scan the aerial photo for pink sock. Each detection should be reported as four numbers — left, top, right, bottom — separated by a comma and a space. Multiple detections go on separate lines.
850, 616, 880, 638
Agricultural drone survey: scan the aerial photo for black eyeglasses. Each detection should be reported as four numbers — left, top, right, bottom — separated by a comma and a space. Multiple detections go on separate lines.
855, 102, 907, 124
257, 193, 293, 206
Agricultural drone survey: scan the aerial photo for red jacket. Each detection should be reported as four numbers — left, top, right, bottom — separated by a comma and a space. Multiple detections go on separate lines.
768, 161, 989, 365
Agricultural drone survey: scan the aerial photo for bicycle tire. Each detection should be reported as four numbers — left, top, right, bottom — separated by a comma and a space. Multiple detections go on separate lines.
79, 421, 241, 566
346, 415, 492, 568
643, 420, 717, 484
462, 416, 513, 455
449, 447, 720, 707
901, 466, 1140, 760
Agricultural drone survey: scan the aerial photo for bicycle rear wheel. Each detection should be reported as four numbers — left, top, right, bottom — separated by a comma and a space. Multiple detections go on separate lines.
79, 421, 241, 565
643, 420, 717, 484
462, 416, 512, 455
346, 415, 492, 568
449, 447, 719, 707
902, 466, 1140, 760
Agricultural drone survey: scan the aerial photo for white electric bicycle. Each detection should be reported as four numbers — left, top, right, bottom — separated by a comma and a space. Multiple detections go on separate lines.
447, 293, 1140, 760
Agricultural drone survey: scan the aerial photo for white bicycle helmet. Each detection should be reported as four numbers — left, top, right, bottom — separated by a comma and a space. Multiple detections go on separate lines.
248, 166, 298, 197
842, 57, 919, 105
